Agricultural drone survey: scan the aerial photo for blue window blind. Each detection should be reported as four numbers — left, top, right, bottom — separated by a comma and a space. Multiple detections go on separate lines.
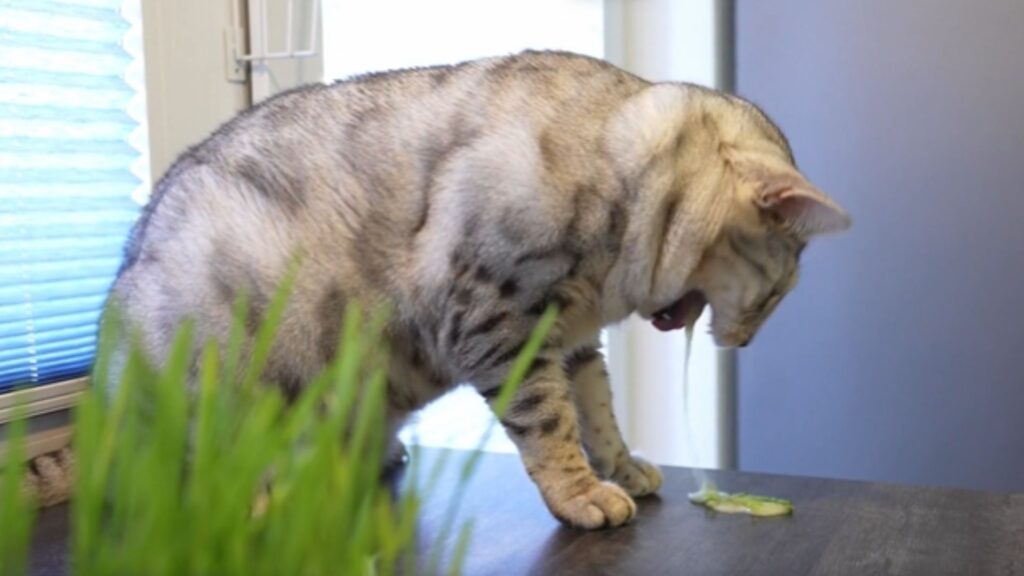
0, 0, 149, 391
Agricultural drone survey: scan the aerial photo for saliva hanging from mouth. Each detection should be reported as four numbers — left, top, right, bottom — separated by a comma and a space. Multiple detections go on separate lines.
678, 306, 793, 518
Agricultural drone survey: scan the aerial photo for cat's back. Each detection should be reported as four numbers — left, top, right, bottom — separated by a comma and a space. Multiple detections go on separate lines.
110, 51, 647, 342
140, 50, 644, 209
200, 50, 641, 142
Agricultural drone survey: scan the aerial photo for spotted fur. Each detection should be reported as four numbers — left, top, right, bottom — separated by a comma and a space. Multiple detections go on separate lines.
27, 51, 850, 526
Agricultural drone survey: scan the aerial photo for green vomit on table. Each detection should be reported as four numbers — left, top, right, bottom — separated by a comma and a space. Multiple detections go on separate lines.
681, 323, 793, 518
687, 481, 794, 517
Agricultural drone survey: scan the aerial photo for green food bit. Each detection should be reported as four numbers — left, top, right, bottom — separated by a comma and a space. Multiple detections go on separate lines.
688, 482, 794, 517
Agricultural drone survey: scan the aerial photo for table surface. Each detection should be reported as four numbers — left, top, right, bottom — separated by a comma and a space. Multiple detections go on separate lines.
29, 448, 1024, 576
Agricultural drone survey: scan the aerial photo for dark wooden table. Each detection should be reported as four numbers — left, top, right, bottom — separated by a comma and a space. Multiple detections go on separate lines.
29, 448, 1024, 575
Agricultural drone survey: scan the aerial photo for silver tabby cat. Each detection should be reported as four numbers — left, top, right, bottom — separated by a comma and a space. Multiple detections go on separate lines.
30, 50, 851, 528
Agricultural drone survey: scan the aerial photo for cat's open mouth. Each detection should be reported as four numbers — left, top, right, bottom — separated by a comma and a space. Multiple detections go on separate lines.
652, 290, 707, 332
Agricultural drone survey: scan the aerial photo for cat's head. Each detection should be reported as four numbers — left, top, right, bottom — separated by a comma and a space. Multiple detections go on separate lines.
673, 167, 850, 347
609, 84, 851, 347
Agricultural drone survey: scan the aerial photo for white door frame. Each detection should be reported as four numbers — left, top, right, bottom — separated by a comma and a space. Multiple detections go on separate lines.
602, 0, 736, 469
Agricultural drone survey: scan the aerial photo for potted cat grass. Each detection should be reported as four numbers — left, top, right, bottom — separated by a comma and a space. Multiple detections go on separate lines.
0, 277, 558, 576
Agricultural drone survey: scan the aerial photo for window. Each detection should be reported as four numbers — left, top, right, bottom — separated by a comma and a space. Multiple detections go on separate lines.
323, 0, 603, 82
0, 0, 149, 396
323, 0, 604, 453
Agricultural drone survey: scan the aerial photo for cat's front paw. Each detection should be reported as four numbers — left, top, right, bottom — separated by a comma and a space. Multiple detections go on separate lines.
545, 477, 637, 529
609, 452, 663, 497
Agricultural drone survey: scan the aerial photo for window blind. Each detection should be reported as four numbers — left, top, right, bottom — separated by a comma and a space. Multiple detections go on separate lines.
0, 0, 148, 391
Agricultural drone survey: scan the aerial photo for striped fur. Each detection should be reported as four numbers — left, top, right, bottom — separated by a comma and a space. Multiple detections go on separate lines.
27, 51, 849, 527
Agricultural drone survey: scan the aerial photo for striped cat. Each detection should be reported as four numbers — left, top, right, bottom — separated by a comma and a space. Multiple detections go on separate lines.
27, 50, 850, 528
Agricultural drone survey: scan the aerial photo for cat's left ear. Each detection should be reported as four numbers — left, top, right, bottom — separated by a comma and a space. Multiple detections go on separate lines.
756, 177, 852, 237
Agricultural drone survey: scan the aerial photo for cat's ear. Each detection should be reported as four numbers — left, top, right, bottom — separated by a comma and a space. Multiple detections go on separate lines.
756, 178, 851, 237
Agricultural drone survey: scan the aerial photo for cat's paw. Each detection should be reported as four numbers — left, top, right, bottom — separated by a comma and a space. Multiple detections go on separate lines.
546, 478, 637, 529
609, 452, 663, 497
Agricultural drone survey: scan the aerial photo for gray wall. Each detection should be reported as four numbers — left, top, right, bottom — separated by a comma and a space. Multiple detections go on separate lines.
735, 0, 1024, 492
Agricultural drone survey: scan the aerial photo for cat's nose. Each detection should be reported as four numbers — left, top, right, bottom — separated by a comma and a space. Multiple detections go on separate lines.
739, 336, 752, 347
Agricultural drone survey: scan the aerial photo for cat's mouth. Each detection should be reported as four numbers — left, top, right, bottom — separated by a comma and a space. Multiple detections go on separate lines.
652, 290, 707, 332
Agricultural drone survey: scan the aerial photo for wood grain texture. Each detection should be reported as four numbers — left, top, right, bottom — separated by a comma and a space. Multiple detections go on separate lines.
407, 449, 1024, 576
28, 448, 1024, 575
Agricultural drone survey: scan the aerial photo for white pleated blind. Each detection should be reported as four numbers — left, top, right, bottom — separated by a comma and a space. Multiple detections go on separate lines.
0, 0, 149, 390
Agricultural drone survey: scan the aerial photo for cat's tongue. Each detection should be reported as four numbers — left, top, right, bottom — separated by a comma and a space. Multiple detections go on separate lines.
652, 291, 707, 332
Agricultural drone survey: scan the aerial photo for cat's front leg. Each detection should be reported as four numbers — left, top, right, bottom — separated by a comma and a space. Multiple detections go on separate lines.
566, 342, 663, 497
478, 350, 637, 529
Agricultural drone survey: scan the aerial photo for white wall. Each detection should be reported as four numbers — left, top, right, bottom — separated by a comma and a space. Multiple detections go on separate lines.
142, 0, 324, 176
141, 0, 251, 180
323, 0, 603, 82
247, 0, 323, 103
603, 0, 731, 469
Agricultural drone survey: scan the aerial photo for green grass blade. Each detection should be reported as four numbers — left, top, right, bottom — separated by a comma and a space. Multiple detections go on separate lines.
426, 306, 558, 575
45, 274, 489, 575
447, 520, 475, 576
0, 395, 36, 576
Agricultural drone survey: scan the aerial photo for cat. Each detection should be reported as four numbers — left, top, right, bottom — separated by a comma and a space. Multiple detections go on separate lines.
24, 50, 850, 528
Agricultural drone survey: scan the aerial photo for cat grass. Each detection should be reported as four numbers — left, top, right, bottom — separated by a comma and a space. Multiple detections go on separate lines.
0, 404, 35, 576
0, 269, 558, 576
